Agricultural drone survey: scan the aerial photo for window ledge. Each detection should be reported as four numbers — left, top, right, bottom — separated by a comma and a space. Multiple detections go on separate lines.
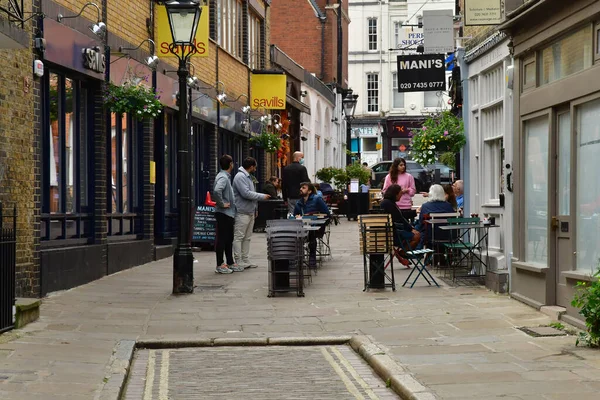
562, 270, 598, 282
481, 203, 502, 209
514, 261, 548, 274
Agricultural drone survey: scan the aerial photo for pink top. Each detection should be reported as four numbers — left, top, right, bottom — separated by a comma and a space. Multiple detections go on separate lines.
382, 173, 416, 209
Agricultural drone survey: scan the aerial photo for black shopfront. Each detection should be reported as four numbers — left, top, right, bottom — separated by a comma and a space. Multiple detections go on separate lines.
384, 118, 424, 161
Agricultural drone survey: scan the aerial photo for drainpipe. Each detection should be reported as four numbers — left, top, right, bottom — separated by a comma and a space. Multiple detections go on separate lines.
320, 16, 326, 80
337, 0, 342, 86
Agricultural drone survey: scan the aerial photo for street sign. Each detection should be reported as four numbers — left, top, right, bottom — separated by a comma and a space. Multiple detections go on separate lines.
464, 0, 503, 26
423, 10, 454, 54
396, 54, 446, 93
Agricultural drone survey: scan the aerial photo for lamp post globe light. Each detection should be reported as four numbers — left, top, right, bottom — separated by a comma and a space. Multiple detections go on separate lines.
342, 89, 358, 165
163, 0, 202, 294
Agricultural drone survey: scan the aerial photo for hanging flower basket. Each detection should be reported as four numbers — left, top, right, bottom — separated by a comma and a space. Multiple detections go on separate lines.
409, 110, 466, 167
249, 131, 282, 153
103, 82, 163, 120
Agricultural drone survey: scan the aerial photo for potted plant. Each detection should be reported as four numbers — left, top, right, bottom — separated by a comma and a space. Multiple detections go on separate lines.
315, 167, 339, 184
572, 266, 600, 347
409, 110, 466, 168
249, 131, 282, 154
103, 82, 163, 120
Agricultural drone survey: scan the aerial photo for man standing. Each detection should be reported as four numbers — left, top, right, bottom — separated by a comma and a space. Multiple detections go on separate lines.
282, 151, 310, 214
212, 155, 241, 274
232, 157, 270, 269
453, 180, 464, 209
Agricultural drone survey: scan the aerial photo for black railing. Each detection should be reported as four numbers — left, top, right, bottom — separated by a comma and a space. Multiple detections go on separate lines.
0, 203, 17, 333
0, 0, 25, 28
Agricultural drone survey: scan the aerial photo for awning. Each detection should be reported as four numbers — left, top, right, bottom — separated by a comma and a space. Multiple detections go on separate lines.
286, 95, 311, 115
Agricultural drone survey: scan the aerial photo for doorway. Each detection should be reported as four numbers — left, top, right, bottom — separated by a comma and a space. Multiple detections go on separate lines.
192, 122, 211, 207
553, 110, 572, 308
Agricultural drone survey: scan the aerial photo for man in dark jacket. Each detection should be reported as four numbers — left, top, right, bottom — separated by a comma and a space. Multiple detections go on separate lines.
282, 151, 310, 214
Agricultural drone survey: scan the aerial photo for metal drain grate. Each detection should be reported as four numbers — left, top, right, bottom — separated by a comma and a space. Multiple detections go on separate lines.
194, 284, 225, 291
517, 326, 568, 337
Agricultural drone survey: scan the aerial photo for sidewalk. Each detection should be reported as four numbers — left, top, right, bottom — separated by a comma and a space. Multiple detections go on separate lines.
1, 220, 600, 399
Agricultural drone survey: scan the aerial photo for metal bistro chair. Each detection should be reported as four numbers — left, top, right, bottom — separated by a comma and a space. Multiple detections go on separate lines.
397, 223, 438, 288
358, 214, 396, 291
424, 212, 459, 275
442, 217, 484, 282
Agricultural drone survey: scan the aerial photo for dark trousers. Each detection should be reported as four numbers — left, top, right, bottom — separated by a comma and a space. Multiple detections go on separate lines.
215, 212, 235, 266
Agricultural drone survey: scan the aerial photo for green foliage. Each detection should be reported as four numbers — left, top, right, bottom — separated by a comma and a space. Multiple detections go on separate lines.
345, 163, 371, 185
103, 82, 163, 120
410, 111, 465, 166
315, 167, 339, 183
248, 132, 282, 153
439, 152, 457, 170
549, 322, 565, 330
571, 267, 600, 347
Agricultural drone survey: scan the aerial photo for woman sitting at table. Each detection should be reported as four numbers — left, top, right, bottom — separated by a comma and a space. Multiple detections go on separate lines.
416, 184, 455, 248
380, 184, 421, 251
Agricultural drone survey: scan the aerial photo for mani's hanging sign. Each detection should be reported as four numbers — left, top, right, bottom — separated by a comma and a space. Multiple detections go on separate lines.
396, 54, 446, 93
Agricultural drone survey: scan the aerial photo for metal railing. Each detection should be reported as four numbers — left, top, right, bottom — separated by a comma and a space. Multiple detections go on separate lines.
0, 203, 16, 333
0, 0, 25, 28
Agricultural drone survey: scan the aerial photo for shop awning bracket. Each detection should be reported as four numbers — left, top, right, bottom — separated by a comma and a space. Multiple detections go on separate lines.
0, 0, 24, 28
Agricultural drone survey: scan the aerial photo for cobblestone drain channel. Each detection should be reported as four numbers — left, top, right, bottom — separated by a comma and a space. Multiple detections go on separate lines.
122, 345, 400, 400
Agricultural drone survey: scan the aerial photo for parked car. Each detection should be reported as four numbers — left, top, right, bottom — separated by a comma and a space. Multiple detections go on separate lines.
369, 160, 432, 193
426, 163, 453, 185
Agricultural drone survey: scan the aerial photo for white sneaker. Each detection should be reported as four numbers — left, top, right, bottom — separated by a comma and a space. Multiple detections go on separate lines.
215, 264, 233, 274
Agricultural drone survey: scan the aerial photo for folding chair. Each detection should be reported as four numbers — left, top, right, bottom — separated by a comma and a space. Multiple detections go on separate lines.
358, 214, 396, 291
443, 217, 484, 281
424, 212, 458, 274
398, 223, 438, 288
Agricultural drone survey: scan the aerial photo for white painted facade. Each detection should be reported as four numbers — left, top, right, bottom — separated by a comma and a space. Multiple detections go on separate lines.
348, 0, 453, 164
300, 84, 344, 181
465, 39, 513, 270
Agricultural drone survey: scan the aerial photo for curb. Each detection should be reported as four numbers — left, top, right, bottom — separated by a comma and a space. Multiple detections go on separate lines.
96, 340, 135, 400
98, 335, 437, 400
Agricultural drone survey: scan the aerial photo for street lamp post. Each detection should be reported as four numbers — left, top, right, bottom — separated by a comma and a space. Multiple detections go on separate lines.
163, 0, 202, 294
342, 89, 359, 165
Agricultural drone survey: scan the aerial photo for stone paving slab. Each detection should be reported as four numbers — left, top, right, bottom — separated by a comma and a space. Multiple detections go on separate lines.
123, 345, 399, 400
0, 220, 599, 399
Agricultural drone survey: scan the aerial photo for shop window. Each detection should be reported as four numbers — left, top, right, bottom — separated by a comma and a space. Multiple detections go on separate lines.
524, 116, 549, 267
482, 104, 504, 204
367, 73, 379, 113
576, 98, 600, 272
540, 25, 592, 85
42, 72, 92, 241
391, 72, 404, 109
107, 113, 142, 237
368, 18, 377, 51
363, 138, 377, 152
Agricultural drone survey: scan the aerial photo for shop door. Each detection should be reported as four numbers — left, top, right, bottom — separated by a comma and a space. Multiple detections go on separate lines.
553, 111, 572, 307
193, 123, 211, 206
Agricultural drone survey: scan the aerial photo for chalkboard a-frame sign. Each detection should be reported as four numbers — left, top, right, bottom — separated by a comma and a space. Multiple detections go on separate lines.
192, 205, 217, 245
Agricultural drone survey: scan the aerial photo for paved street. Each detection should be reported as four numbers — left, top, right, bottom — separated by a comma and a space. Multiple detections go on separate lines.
1, 219, 600, 399
123, 345, 398, 400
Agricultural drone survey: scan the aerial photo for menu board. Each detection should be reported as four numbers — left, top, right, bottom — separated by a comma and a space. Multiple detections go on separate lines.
192, 205, 217, 244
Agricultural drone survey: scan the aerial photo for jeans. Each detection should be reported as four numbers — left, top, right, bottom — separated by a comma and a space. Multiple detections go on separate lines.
215, 212, 235, 266
233, 212, 255, 265
287, 198, 299, 215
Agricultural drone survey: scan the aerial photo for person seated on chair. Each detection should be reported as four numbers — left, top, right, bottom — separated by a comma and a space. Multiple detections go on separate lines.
380, 184, 421, 251
416, 184, 455, 248
294, 182, 331, 268
263, 176, 280, 199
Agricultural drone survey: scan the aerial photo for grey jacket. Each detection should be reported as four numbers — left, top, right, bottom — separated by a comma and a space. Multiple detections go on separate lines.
232, 167, 265, 214
213, 170, 236, 218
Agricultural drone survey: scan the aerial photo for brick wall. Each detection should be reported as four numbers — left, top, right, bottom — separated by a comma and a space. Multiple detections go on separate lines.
0, 0, 37, 296
459, 0, 497, 51
53, 0, 103, 23
107, 0, 151, 53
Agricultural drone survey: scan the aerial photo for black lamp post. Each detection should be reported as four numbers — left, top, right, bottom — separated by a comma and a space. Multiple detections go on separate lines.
343, 89, 359, 165
163, 0, 202, 294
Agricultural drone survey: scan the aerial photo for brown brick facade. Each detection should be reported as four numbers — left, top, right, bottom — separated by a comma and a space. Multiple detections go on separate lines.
0, 0, 36, 297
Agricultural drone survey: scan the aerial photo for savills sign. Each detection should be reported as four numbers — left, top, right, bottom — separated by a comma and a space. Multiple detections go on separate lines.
396, 54, 446, 93
250, 73, 287, 110
155, 4, 209, 57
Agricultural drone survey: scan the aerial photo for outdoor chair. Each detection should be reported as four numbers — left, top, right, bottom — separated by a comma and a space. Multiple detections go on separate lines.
397, 223, 438, 288
442, 217, 484, 281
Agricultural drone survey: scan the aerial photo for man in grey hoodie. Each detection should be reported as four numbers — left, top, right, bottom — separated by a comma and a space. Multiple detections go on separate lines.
212, 155, 243, 274
232, 157, 270, 268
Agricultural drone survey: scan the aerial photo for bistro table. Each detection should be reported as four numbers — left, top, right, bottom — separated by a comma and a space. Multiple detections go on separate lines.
439, 223, 499, 282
